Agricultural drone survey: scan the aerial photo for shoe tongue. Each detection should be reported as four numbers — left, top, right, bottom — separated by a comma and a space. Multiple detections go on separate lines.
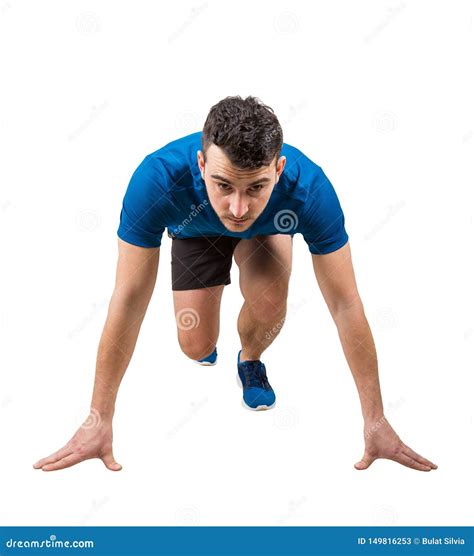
241, 360, 262, 373
242, 361, 264, 388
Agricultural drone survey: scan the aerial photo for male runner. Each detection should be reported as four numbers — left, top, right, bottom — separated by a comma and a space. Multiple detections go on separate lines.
33, 96, 437, 473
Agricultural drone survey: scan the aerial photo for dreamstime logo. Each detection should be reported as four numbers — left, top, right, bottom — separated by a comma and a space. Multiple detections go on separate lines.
264, 127, 281, 143
168, 3, 208, 44
273, 407, 299, 430
363, 1, 406, 45
462, 130, 473, 144
75, 11, 101, 35
77, 209, 101, 232
265, 298, 307, 341
175, 110, 199, 134
167, 397, 208, 439
68, 100, 109, 141
374, 110, 398, 133
263, 101, 309, 142
265, 315, 286, 341
385, 396, 405, 414
285, 100, 308, 125
5, 533, 94, 549
80, 408, 102, 430
1, 199, 12, 211
364, 415, 387, 439
273, 11, 299, 34
1, 1, 12, 16
373, 504, 398, 525
375, 307, 399, 330
67, 297, 109, 339
360, 390, 405, 435
274, 209, 299, 233
79, 496, 110, 526
364, 200, 405, 240
275, 496, 308, 525
173, 200, 209, 234
175, 505, 200, 525
176, 308, 200, 330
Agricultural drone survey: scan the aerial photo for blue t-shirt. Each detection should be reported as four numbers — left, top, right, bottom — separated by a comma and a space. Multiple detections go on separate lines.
117, 131, 349, 255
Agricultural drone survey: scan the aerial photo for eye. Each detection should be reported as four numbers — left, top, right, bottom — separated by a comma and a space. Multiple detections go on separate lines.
218, 183, 232, 191
249, 184, 264, 192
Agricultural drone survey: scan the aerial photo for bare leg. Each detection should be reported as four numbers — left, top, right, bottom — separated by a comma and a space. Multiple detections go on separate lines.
233, 235, 293, 361
173, 285, 225, 361
237, 299, 287, 361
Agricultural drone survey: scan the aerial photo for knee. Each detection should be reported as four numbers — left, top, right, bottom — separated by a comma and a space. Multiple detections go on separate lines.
178, 336, 216, 361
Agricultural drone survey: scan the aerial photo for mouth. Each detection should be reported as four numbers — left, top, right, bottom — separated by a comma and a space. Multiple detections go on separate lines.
227, 218, 249, 226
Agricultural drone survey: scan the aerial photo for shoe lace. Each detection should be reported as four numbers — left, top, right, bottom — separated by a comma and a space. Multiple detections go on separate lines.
240, 360, 268, 389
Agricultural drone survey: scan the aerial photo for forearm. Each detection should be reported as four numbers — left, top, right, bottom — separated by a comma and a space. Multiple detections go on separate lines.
332, 303, 384, 423
90, 290, 151, 420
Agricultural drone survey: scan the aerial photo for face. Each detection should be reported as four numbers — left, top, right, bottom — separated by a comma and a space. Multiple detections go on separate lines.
197, 144, 286, 232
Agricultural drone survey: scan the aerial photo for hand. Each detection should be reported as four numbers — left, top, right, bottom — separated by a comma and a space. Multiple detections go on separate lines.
354, 415, 438, 472
33, 410, 122, 472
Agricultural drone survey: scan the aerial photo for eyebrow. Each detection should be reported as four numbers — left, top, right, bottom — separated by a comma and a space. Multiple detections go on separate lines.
210, 174, 271, 187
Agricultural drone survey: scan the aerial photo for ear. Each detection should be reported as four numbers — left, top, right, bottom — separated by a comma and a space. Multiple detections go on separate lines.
197, 150, 205, 178
276, 156, 286, 181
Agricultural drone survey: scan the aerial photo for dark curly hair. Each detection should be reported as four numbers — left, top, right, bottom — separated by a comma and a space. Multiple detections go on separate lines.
202, 96, 283, 169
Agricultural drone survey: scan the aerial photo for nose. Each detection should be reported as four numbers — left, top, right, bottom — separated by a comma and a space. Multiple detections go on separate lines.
229, 195, 249, 219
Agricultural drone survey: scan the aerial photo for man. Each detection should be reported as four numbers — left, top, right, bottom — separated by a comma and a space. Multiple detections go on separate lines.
33, 96, 437, 473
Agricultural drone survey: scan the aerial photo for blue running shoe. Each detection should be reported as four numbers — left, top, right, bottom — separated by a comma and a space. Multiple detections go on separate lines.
237, 349, 276, 410
196, 346, 218, 366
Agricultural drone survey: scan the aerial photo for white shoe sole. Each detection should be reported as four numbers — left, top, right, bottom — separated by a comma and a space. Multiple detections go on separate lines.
196, 359, 217, 366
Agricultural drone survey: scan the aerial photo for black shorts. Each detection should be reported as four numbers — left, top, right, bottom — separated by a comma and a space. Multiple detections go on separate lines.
169, 232, 242, 291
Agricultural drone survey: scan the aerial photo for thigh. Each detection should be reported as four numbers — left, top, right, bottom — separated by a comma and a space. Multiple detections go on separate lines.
233, 234, 293, 307
171, 235, 241, 291
170, 234, 240, 348
173, 285, 225, 349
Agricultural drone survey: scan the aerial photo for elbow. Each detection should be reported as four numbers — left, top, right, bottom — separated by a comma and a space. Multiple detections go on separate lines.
111, 286, 155, 315
329, 294, 365, 322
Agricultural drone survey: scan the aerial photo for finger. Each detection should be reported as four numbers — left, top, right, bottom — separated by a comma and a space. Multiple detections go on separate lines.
33, 446, 75, 469
394, 452, 432, 472
403, 445, 437, 469
41, 453, 85, 472
354, 452, 376, 470
101, 452, 122, 471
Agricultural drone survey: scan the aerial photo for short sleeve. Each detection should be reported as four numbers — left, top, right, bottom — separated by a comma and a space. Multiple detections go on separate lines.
297, 168, 349, 255
117, 156, 170, 248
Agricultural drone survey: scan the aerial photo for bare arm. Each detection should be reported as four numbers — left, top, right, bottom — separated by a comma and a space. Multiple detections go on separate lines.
90, 238, 160, 420
312, 242, 437, 472
33, 238, 160, 472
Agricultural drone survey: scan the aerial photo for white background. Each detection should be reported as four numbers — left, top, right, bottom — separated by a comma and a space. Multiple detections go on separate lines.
0, 0, 472, 526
